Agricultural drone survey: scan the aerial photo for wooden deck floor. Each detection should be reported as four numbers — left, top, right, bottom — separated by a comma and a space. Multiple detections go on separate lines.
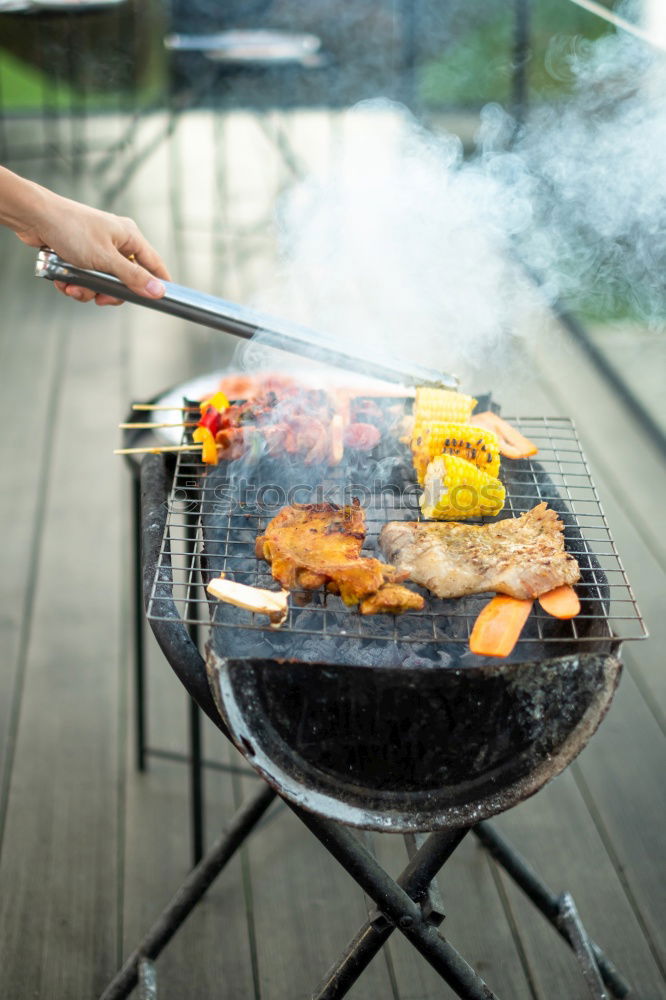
0, 111, 665, 1000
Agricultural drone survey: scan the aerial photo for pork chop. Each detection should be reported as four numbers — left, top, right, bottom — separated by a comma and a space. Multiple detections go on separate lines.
379, 503, 580, 600
256, 501, 425, 612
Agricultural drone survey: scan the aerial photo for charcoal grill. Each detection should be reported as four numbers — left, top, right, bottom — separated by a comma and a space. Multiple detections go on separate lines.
100, 407, 645, 1000
146, 412, 644, 832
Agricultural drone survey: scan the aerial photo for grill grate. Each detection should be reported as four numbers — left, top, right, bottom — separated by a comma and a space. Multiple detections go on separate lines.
146, 415, 647, 662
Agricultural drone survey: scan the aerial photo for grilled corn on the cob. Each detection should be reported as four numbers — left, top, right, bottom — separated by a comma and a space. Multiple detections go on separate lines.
413, 388, 477, 426
420, 454, 505, 520
412, 421, 501, 484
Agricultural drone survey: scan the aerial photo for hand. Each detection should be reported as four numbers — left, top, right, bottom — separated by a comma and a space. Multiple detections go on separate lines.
13, 183, 171, 306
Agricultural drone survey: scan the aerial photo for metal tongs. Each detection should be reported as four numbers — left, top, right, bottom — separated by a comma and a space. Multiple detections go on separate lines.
35, 250, 459, 391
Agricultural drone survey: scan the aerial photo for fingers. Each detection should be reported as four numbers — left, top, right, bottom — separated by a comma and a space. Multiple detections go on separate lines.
126, 238, 171, 283
54, 281, 96, 303
111, 251, 168, 299
48, 208, 171, 305
54, 282, 122, 306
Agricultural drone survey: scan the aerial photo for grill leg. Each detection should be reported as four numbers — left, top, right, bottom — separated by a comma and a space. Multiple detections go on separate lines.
404, 832, 447, 926
185, 508, 204, 866
293, 807, 497, 1000
137, 957, 157, 1000
558, 892, 610, 1000
311, 827, 466, 1000
188, 695, 204, 866
132, 470, 147, 772
473, 821, 630, 999
99, 782, 276, 1000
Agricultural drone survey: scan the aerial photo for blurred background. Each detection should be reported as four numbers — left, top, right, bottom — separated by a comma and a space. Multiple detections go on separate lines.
1, 0, 664, 410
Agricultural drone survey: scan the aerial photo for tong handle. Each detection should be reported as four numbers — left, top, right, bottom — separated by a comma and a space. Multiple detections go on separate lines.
35, 250, 459, 390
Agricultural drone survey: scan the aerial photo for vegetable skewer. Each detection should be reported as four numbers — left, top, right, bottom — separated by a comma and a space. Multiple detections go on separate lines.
119, 421, 198, 429
114, 444, 202, 455
132, 403, 200, 412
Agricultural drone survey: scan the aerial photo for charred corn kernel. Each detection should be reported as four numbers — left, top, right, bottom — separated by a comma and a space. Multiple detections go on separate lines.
413, 388, 477, 427
420, 454, 505, 520
412, 421, 501, 483
193, 426, 219, 465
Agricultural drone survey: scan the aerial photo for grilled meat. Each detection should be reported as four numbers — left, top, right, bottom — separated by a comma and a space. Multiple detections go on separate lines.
379, 503, 580, 600
256, 501, 424, 613
359, 584, 425, 616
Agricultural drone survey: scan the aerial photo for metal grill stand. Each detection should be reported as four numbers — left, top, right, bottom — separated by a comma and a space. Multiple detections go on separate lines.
124, 406, 209, 867
100, 453, 634, 1000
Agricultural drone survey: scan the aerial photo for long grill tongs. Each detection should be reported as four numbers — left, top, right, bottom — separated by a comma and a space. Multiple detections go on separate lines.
35, 250, 459, 390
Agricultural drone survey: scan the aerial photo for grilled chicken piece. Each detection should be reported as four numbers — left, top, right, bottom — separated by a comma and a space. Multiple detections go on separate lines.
379, 503, 580, 600
359, 584, 425, 615
256, 501, 424, 612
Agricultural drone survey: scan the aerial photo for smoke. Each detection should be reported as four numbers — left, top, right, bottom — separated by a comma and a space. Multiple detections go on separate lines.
495, 26, 666, 326
248, 18, 665, 383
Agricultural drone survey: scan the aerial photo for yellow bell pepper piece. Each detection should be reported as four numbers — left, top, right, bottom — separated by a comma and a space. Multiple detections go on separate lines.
200, 391, 229, 413
193, 426, 219, 465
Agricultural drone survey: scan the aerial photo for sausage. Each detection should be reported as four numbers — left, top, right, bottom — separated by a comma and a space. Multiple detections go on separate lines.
343, 422, 381, 451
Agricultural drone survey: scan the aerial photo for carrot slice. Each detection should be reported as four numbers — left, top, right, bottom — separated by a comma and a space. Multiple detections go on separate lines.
469, 595, 534, 658
538, 585, 580, 619
471, 412, 538, 459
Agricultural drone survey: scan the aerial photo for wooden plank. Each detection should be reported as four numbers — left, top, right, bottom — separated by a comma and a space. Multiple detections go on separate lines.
571, 671, 666, 971
121, 754, 258, 999
587, 480, 666, 720
492, 766, 666, 999
525, 306, 666, 568
0, 291, 126, 998
245, 803, 398, 999
0, 236, 63, 798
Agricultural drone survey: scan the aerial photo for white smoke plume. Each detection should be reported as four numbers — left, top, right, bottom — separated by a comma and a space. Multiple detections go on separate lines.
251, 17, 665, 382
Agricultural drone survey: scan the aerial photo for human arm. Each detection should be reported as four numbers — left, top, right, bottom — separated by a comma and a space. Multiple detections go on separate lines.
0, 166, 170, 306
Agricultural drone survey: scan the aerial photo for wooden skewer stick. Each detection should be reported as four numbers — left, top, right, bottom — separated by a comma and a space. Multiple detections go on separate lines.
132, 403, 201, 412
113, 444, 202, 456
119, 421, 198, 429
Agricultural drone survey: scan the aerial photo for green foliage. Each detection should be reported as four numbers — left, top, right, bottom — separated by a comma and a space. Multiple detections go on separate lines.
418, 0, 613, 108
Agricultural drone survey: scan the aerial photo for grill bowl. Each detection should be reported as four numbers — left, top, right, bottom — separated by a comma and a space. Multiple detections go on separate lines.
207, 648, 621, 831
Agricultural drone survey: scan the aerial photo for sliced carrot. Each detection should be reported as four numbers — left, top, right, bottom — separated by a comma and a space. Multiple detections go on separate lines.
538, 585, 580, 619
470, 412, 538, 459
469, 595, 534, 658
